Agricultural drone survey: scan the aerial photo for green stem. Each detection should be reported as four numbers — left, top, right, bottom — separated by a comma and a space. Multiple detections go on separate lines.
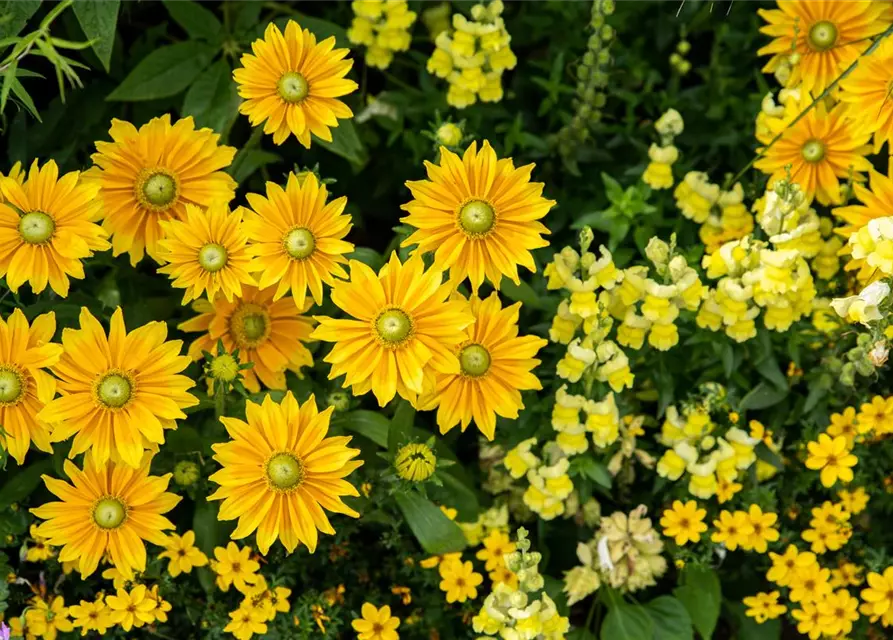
725, 22, 893, 190
214, 387, 226, 420
585, 596, 598, 630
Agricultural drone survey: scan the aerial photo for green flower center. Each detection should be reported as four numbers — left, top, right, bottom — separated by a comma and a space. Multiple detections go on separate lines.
266, 452, 304, 491
277, 71, 310, 104
142, 172, 178, 208
808, 21, 838, 51
198, 243, 228, 272
97, 373, 132, 408
93, 497, 126, 529
458, 200, 495, 236
284, 227, 315, 260
230, 303, 271, 348
0, 368, 24, 404
375, 309, 412, 345
242, 314, 267, 341
801, 139, 825, 163
459, 344, 491, 377
18, 211, 55, 244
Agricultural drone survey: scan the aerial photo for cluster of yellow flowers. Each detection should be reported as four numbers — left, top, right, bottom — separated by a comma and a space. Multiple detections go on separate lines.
564, 505, 666, 603
348, 0, 417, 69
674, 172, 754, 253
473, 528, 570, 639
545, 233, 633, 391
551, 385, 620, 455
642, 109, 683, 190
426, 0, 517, 108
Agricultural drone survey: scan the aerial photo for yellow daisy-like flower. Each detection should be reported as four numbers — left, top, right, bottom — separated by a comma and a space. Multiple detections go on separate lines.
106, 585, 156, 631
834, 169, 893, 277
208, 392, 363, 555
211, 542, 261, 592
754, 101, 872, 205
420, 293, 546, 440
0, 160, 109, 297
0, 309, 61, 465
30, 453, 180, 579
757, 1, 891, 96
85, 115, 237, 265
179, 284, 315, 393
158, 530, 209, 577
225, 605, 268, 640
244, 172, 354, 309
660, 500, 708, 546
40, 307, 197, 468
312, 252, 474, 406
351, 603, 401, 640
805, 433, 857, 487
234, 20, 358, 147
24, 595, 74, 638
401, 141, 555, 291
438, 558, 483, 603
157, 202, 256, 304
839, 39, 893, 153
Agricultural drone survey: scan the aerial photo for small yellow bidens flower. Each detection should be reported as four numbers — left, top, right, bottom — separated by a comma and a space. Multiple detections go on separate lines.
351, 602, 400, 640
394, 442, 437, 482
476, 530, 515, 571
157, 202, 256, 304
742, 591, 786, 624
24, 595, 74, 637
766, 545, 816, 588
659, 500, 707, 546
69, 595, 113, 636
805, 433, 857, 488
861, 566, 893, 627
158, 531, 209, 577
243, 172, 355, 310
711, 510, 754, 551
106, 585, 157, 631
745, 505, 780, 554
439, 558, 483, 603
211, 542, 261, 593
225, 604, 269, 640
234, 21, 358, 147
0, 160, 110, 297
837, 487, 869, 515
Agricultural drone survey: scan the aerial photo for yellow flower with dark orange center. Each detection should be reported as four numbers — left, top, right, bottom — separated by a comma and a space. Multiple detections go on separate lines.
401, 141, 554, 292
311, 252, 473, 407
0, 160, 109, 297
244, 172, 354, 309
30, 453, 180, 579
757, 1, 890, 96
178, 284, 315, 393
157, 202, 256, 304
208, 392, 363, 554
85, 115, 236, 265
418, 293, 546, 440
754, 101, 872, 206
40, 307, 197, 468
234, 20, 358, 147
0, 309, 62, 465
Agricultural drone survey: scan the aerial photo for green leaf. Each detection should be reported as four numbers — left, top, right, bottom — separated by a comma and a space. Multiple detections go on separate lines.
389, 400, 415, 454
107, 41, 216, 101
646, 596, 693, 640
11, 75, 40, 120
72, 0, 120, 71
346, 247, 384, 271
753, 332, 788, 391
1, 60, 16, 113
164, 426, 208, 454
738, 382, 788, 411
229, 148, 281, 184
0, 509, 28, 541
501, 279, 544, 309
601, 604, 655, 640
0, 459, 53, 510
394, 492, 466, 554
316, 120, 368, 169
674, 566, 721, 640
431, 470, 480, 521
333, 410, 389, 447
192, 499, 223, 555
164, 0, 222, 42
571, 456, 612, 489
0, 579, 8, 613
181, 59, 239, 135
0, 0, 40, 39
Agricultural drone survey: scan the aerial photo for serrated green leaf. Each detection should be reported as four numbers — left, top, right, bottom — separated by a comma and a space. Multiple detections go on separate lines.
395, 492, 466, 554
181, 59, 239, 136
72, 0, 120, 71
107, 41, 216, 101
